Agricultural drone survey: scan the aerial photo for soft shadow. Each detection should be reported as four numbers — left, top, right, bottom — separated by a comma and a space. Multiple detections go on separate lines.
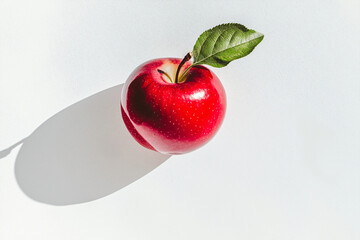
0, 139, 25, 159
14, 84, 170, 206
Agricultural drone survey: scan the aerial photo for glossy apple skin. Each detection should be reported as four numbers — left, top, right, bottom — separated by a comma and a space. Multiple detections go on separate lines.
121, 58, 226, 154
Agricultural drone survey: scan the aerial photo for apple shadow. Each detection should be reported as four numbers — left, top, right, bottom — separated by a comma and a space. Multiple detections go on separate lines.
13, 84, 170, 206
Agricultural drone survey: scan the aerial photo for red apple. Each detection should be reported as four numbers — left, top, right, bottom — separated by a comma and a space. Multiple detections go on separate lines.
120, 58, 226, 155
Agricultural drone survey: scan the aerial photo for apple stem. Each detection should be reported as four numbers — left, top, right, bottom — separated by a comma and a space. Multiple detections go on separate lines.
178, 64, 194, 83
175, 52, 192, 83
157, 69, 173, 83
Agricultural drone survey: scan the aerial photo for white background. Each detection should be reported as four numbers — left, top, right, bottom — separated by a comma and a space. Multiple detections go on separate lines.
1, 0, 359, 239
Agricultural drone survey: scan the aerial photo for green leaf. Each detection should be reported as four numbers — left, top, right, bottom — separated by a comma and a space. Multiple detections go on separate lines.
192, 23, 264, 68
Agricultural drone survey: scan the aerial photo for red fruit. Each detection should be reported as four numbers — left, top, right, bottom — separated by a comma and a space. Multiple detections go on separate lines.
121, 58, 226, 154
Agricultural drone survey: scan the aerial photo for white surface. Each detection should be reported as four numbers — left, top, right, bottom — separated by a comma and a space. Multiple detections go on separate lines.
0, 0, 359, 239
